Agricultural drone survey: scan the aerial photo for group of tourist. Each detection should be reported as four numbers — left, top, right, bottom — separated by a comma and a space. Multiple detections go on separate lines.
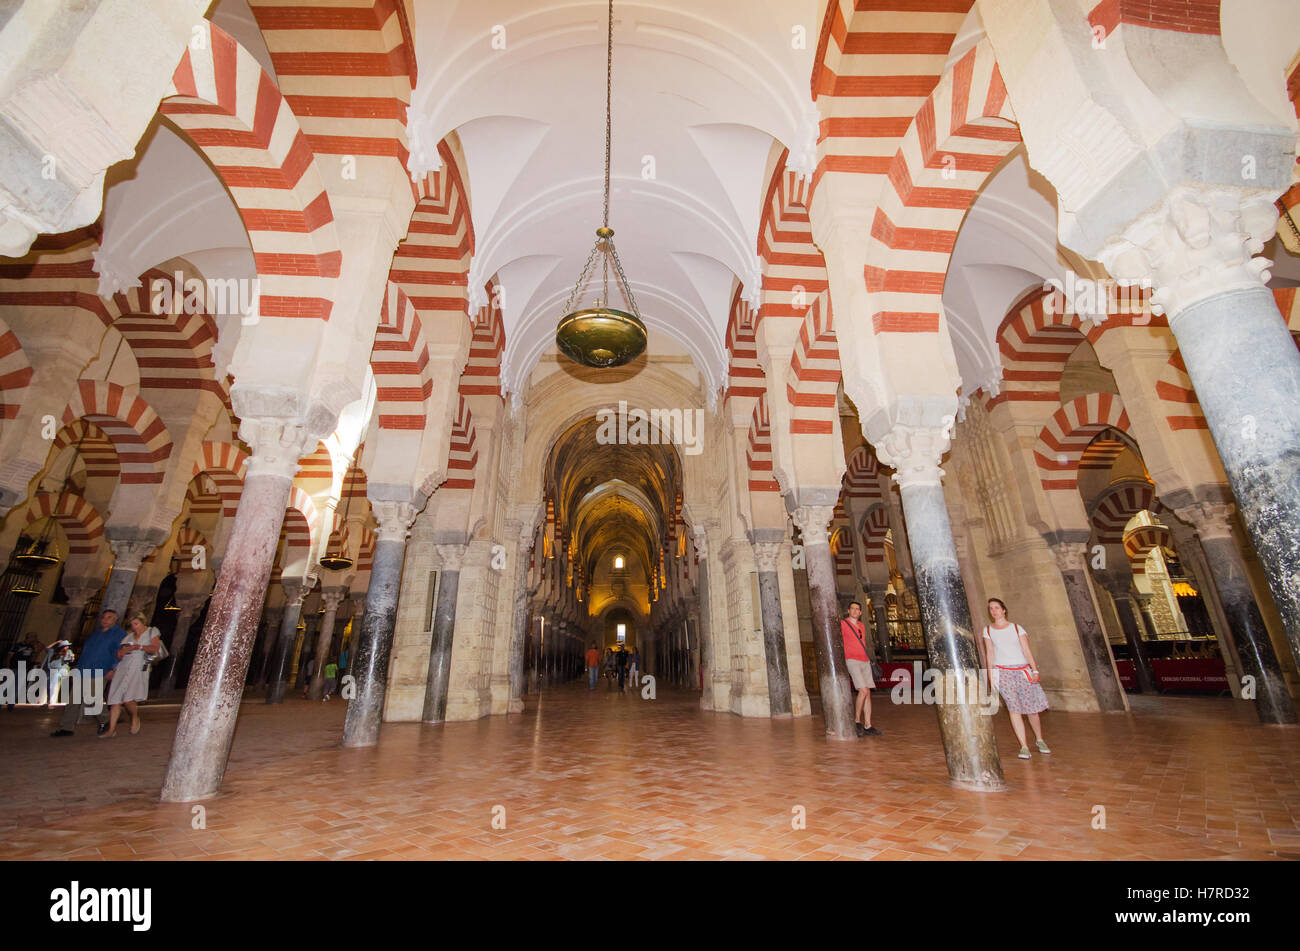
584, 644, 640, 691
841, 597, 1051, 758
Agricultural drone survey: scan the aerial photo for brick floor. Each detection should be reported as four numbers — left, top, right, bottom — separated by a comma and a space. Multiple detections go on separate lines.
1, 685, 1298, 860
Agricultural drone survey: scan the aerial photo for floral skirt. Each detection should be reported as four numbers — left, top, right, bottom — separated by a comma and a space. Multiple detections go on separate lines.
995, 667, 1049, 715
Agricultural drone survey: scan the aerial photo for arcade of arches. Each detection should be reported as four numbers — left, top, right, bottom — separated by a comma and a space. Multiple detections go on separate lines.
2, 0, 1300, 859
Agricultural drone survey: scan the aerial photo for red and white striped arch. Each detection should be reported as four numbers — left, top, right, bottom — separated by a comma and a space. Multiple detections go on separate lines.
843, 445, 885, 505
864, 40, 1019, 336
25, 492, 104, 558
461, 276, 505, 399
859, 504, 890, 565
283, 485, 320, 552
162, 20, 341, 320
101, 273, 221, 396
51, 420, 120, 483
831, 500, 855, 577
247, 0, 416, 176
183, 477, 223, 520
746, 392, 780, 494
294, 440, 334, 496
371, 282, 432, 431
174, 524, 211, 575
1124, 523, 1173, 576
1078, 430, 1136, 475
392, 141, 474, 319
1090, 480, 1156, 546
0, 315, 32, 422
192, 440, 250, 517
442, 395, 478, 492
724, 289, 762, 404
1033, 393, 1132, 492
61, 381, 171, 485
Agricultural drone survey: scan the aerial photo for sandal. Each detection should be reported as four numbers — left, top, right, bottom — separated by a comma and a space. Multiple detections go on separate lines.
1018, 746, 1031, 759
130, 718, 141, 735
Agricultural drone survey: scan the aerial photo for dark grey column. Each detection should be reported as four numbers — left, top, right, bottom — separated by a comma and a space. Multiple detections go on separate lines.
57, 578, 98, 649
1048, 538, 1126, 712
869, 585, 891, 663
161, 446, 300, 803
160, 597, 204, 698
266, 580, 309, 704
421, 543, 465, 723
751, 538, 792, 717
789, 507, 856, 740
343, 499, 419, 747
875, 427, 1004, 790
693, 529, 715, 709
101, 538, 155, 620
307, 589, 344, 701
1095, 572, 1158, 694
1174, 501, 1296, 724
506, 525, 534, 713
255, 605, 283, 687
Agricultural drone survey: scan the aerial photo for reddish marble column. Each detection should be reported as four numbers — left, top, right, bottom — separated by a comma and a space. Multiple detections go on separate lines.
507, 522, 535, 714
308, 588, 345, 700
161, 422, 310, 802
791, 506, 857, 739
342, 499, 419, 747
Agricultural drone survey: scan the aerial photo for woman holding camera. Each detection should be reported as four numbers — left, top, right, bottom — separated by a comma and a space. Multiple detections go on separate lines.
981, 598, 1050, 760
101, 614, 161, 738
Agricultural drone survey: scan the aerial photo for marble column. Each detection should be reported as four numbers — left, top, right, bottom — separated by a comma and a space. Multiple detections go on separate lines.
868, 584, 891, 663
875, 425, 1004, 791
1174, 501, 1296, 724
266, 579, 310, 704
255, 605, 283, 687
422, 543, 465, 723
307, 588, 345, 701
1102, 191, 1300, 672
161, 421, 312, 802
342, 498, 420, 747
1049, 538, 1127, 712
750, 539, 792, 717
1095, 572, 1158, 695
693, 529, 714, 710
101, 538, 155, 620
160, 595, 205, 698
506, 522, 534, 714
790, 506, 856, 740
57, 577, 100, 648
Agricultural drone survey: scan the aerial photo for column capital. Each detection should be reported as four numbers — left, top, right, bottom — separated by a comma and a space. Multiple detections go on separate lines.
1098, 186, 1278, 320
281, 578, 313, 607
874, 423, 952, 489
751, 541, 781, 572
1172, 500, 1236, 541
691, 528, 709, 561
370, 499, 420, 543
436, 543, 468, 572
60, 576, 100, 606
108, 537, 156, 572
319, 588, 347, 612
239, 418, 321, 481
790, 504, 835, 546
1048, 539, 1089, 573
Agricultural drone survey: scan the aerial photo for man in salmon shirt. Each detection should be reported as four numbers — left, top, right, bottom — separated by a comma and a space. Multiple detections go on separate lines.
841, 602, 881, 736
585, 642, 602, 690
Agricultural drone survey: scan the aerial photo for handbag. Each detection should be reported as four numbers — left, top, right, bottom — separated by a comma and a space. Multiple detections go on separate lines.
844, 618, 884, 682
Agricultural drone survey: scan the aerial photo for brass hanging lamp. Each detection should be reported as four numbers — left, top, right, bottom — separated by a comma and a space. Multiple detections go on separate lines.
555, 0, 647, 368
318, 467, 355, 572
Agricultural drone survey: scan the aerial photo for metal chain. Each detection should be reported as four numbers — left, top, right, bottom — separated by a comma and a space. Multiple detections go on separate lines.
603, 0, 612, 229
609, 239, 642, 320
562, 242, 602, 315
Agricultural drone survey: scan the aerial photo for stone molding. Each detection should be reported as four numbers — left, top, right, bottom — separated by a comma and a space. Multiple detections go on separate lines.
874, 423, 952, 489
1098, 187, 1278, 320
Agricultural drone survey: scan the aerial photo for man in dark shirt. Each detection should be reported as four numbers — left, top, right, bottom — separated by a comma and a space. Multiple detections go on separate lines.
50, 610, 125, 737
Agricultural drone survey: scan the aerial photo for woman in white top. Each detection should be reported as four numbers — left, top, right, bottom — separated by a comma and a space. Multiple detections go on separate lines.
102, 614, 161, 738
981, 598, 1050, 760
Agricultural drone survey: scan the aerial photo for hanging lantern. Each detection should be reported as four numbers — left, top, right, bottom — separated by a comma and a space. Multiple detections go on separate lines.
319, 468, 356, 572
9, 567, 43, 597
554, 0, 647, 369
13, 530, 60, 570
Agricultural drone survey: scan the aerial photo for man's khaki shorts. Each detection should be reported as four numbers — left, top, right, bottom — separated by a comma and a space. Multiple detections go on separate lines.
846, 658, 874, 690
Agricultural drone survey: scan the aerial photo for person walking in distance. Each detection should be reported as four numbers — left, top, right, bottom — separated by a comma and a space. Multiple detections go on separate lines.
50, 610, 126, 737
841, 602, 881, 736
585, 642, 602, 690
615, 646, 628, 692
628, 647, 640, 689
981, 598, 1050, 760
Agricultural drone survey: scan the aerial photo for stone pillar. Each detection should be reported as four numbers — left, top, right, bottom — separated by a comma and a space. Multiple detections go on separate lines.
506, 522, 533, 714
308, 588, 345, 701
789, 505, 856, 739
342, 499, 419, 747
422, 543, 465, 723
255, 605, 283, 687
868, 584, 891, 663
57, 576, 100, 648
693, 528, 715, 710
1095, 572, 1159, 695
161, 420, 313, 802
1101, 191, 1300, 671
1173, 501, 1296, 724
875, 425, 1004, 791
160, 595, 206, 698
101, 538, 154, 620
1048, 539, 1127, 712
750, 539, 792, 717
266, 579, 310, 705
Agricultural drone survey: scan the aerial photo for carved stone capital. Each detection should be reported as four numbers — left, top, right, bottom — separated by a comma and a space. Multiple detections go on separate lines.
751, 541, 781, 573
436, 543, 468, 572
108, 538, 155, 573
281, 578, 313, 608
874, 423, 952, 489
319, 588, 347, 613
239, 418, 320, 481
691, 530, 708, 561
1049, 540, 1089, 573
60, 576, 100, 606
370, 499, 420, 543
1098, 187, 1278, 320
1173, 500, 1235, 541
791, 504, 834, 546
